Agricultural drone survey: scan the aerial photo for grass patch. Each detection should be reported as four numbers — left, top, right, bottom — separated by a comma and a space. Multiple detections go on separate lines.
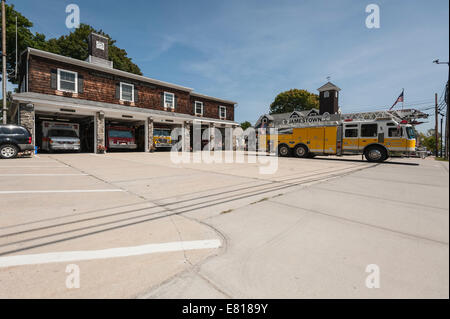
435, 157, 449, 162
220, 209, 233, 214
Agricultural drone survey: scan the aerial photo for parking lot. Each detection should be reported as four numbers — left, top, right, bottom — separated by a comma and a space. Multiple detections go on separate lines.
0, 152, 448, 298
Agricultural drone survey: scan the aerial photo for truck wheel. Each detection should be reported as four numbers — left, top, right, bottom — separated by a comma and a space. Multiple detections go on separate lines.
0, 144, 19, 159
278, 145, 290, 157
294, 145, 308, 158
364, 146, 387, 162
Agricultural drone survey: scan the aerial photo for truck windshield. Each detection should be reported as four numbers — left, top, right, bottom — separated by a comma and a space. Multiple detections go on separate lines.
154, 129, 170, 137
49, 129, 78, 138
406, 127, 416, 139
109, 130, 133, 138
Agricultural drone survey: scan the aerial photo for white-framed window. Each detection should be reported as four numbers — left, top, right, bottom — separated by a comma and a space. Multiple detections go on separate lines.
164, 92, 175, 109
120, 82, 134, 102
57, 69, 78, 93
324, 91, 329, 98
195, 101, 203, 115
219, 106, 226, 119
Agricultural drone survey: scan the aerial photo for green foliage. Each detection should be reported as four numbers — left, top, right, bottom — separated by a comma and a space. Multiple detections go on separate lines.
240, 121, 252, 130
270, 89, 319, 114
1, 5, 142, 84
0, 4, 45, 83
418, 129, 441, 153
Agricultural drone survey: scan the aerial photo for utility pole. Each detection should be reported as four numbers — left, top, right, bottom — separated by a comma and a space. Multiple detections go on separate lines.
440, 115, 444, 157
435, 93, 439, 157
444, 80, 450, 160
433, 59, 449, 160
1, 0, 6, 124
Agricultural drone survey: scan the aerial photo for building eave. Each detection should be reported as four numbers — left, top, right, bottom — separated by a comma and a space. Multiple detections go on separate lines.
190, 92, 237, 106
12, 92, 239, 126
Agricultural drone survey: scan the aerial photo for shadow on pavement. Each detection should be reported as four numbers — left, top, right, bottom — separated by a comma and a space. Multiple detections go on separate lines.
312, 157, 420, 166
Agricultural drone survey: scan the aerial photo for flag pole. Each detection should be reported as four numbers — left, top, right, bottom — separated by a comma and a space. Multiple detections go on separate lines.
402, 88, 404, 109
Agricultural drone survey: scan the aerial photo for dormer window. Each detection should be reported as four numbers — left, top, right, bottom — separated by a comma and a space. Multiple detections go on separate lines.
120, 82, 134, 102
57, 69, 78, 93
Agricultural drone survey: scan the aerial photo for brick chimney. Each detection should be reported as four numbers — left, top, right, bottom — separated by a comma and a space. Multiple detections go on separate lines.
317, 82, 341, 115
86, 33, 113, 68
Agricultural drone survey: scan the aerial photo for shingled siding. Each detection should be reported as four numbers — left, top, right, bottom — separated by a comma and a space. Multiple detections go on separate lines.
189, 96, 234, 121
27, 55, 234, 120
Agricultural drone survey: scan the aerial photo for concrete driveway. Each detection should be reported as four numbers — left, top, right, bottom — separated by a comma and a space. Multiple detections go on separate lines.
0, 152, 448, 298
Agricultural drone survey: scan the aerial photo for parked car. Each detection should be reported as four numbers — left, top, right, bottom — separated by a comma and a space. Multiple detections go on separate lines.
0, 124, 34, 159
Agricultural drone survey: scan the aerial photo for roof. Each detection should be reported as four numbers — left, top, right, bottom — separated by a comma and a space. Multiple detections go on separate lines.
254, 109, 321, 127
12, 92, 239, 126
25, 47, 237, 105
190, 92, 237, 106
317, 81, 341, 92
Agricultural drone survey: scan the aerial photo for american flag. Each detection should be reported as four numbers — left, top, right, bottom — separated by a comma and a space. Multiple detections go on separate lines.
389, 90, 404, 110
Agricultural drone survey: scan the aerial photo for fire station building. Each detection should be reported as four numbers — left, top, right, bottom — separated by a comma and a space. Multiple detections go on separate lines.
10, 33, 238, 153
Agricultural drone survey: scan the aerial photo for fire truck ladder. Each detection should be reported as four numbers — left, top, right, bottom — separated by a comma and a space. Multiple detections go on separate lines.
341, 110, 402, 122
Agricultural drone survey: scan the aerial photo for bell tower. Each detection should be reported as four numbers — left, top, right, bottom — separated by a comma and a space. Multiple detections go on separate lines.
317, 81, 341, 114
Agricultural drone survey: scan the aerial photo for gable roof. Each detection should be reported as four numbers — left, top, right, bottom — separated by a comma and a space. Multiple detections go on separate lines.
254, 108, 320, 127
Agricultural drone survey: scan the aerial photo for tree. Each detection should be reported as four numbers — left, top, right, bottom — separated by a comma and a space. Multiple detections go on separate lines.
35, 24, 142, 76
0, 4, 46, 83
270, 89, 319, 114
240, 121, 252, 130
418, 129, 441, 154
1, 5, 142, 84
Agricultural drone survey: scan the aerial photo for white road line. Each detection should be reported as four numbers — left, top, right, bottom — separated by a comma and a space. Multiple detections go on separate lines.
0, 166, 68, 168
0, 189, 124, 194
0, 239, 221, 267
0, 174, 89, 176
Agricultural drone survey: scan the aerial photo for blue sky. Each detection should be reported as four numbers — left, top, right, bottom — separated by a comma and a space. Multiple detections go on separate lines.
5, 0, 450, 132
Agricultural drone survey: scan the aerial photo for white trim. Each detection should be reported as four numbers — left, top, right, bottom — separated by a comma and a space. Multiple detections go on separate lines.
120, 82, 134, 102
145, 118, 149, 152
194, 101, 203, 116
0, 189, 124, 194
164, 92, 175, 109
57, 68, 78, 93
219, 105, 227, 119
13, 93, 239, 126
190, 92, 237, 105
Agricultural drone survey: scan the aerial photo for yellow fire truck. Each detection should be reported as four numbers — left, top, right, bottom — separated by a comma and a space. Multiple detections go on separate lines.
260, 115, 416, 162
153, 128, 173, 148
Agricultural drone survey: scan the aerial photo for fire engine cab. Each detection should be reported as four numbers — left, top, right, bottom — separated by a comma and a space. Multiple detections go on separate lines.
106, 126, 137, 150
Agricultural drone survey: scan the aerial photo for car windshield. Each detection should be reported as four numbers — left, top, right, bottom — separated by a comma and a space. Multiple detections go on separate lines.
406, 127, 416, 139
49, 129, 78, 138
109, 130, 133, 138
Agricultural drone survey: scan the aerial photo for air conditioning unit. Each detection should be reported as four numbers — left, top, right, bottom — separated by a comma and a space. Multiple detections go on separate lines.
165, 103, 173, 109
